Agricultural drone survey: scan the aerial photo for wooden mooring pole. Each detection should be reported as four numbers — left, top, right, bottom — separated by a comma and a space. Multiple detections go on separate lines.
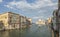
51, 0, 60, 37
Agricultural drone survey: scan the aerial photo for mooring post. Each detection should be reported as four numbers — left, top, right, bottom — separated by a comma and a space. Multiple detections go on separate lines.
51, 0, 60, 37
55, 0, 60, 37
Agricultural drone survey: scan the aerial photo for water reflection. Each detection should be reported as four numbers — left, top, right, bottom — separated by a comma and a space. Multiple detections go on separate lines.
0, 30, 19, 37
0, 31, 9, 37
0, 24, 51, 37
20, 24, 52, 37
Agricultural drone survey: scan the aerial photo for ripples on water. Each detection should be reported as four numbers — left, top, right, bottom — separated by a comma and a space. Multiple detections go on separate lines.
0, 24, 52, 37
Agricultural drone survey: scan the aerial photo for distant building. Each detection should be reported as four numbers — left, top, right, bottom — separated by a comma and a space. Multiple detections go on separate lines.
36, 19, 45, 26
27, 18, 32, 24
20, 16, 27, 28
26, 18, 32, 27
0, 12, 20, 29
0, 12, 32, 30
47, 17, 52, 24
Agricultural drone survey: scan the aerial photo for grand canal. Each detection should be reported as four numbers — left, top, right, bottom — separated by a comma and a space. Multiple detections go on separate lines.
0, 24, 52, 37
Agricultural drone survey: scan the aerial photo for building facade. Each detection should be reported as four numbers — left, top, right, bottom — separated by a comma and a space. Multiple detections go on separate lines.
20, 16, 27, 28
8, 12, 20, 29
0, 12, 32, 30
0, 12, 20, 29
36, 19, 45, 26
20, 16, 32, 28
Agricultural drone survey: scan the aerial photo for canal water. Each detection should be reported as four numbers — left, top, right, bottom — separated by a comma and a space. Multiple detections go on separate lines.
0, 24, 52, 37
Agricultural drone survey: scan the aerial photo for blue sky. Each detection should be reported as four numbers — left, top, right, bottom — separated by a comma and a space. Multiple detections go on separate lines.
0, 0, 58, 22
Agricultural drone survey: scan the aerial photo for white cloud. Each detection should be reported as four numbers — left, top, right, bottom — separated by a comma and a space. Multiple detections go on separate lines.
0, 0, 2, 2
4, 0, 57, 16
32, 16, 45, 19
4, 5, 13, 9
4, 0, 57, 10
4, 0, 57, 21
32, 17, 40, 19
38, 10, 46, 13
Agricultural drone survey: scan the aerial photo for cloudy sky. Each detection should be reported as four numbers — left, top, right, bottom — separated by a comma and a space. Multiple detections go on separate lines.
0, 0, 58, 22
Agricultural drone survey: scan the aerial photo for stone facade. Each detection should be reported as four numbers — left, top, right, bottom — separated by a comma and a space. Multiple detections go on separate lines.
0, 12, 32, 30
